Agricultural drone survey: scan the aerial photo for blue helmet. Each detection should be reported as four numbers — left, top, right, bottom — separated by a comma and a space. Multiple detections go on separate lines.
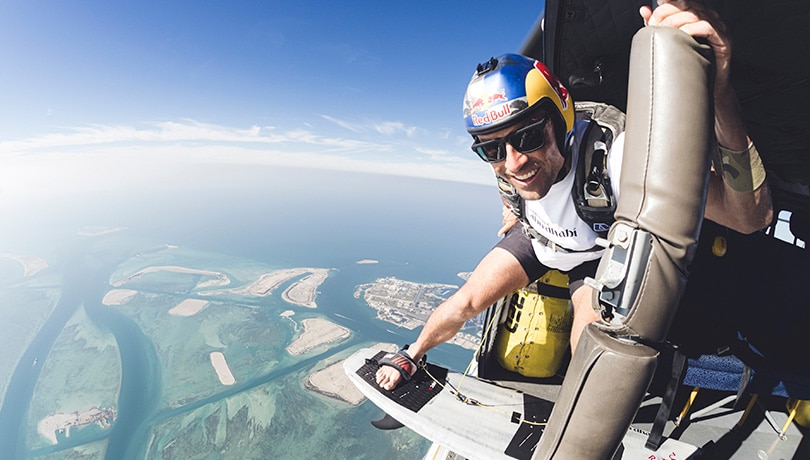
463, 53, 574, 146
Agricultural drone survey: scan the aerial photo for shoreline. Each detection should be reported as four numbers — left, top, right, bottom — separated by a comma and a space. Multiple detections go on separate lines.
101, 289, 138, 306
112, 265, 231, 290
304, 343, 397, 405
0, 253, 48, 277
209, 352, 236, 385
280, 269, 330, 308
241, 268, 312, 296
304, 361, 366, 406
36, 406, 116, 445
286, 318, 350, 355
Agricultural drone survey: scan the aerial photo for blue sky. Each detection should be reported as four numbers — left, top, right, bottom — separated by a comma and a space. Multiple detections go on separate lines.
0, 1, 545, 199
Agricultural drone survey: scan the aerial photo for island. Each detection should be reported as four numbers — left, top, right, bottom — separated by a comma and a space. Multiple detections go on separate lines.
0, 253, 48, 277
37, 406, 116, 445
101, 289, 138, 305
112, 265, 231, 290
305, 361, 366, 405
286, 318, 350, 355
215, 267, 330, 307
281, 269, 330, 308
355, 277, 458, 329
355, 277, 481, 350
305, 343, 397, 405
209, 351, 236, 385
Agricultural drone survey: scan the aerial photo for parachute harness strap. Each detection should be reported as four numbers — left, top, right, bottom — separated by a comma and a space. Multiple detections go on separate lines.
418, 299, 548, 427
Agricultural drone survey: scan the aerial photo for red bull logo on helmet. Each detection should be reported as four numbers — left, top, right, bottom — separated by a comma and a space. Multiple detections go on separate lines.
487, 89, 507, 104
470, 89, 507, 112
471, 102, 512, 127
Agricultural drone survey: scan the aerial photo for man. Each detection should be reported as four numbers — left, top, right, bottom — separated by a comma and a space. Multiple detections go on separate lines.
376, 1, 772, 391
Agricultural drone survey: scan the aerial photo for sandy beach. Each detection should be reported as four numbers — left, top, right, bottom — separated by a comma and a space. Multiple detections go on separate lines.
101, 289, 139, 306
112, 265, 231, 289
306, 361, 366, 405
37, 406, 116, 445
305, 343, 397, 405
168, 299, 209, 316
0, 253, 48, 277
281, 269, 329, 308
241, 268, 313, 296
286, 318, 350, 355
209, 351, 236, 385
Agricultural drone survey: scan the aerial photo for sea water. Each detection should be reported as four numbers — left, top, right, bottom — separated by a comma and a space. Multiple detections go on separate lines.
0, 165, 502, 459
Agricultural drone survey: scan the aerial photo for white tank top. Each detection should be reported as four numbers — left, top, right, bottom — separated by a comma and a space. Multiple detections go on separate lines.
524, 127, 624, 271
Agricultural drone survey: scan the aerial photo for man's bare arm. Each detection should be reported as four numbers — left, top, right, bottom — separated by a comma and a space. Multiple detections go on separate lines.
375, 248, 529, 390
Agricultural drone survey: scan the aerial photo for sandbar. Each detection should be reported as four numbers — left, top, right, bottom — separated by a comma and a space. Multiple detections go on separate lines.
101, 289, 138, 306
168, 299, 209, 316
286, 318, 350, 355
305, 343, 397, 405
306, 361, 365, 405
0, 253, 48, 277
241, 268, 313, 296
356, 259, 379, 264
281, 268, 329, 308
112, 265, 231, 289
209, 351, 236, 385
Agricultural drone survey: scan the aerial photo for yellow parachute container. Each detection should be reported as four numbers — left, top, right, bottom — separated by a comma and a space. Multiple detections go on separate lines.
789, 399, 810, 428
493, 270, 573, 378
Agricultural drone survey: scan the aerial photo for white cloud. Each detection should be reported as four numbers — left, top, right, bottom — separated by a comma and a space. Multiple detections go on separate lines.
320, 115, 422, 139
0, 118, 492, 205
320, 115, 363, 133
0, 119, 393, 154
372, 121, 419, 137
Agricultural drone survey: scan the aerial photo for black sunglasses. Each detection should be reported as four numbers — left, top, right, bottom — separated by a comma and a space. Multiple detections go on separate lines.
470, 117, 548, 163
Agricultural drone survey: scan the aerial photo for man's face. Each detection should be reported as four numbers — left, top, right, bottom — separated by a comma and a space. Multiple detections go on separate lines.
478, 118, 565, 201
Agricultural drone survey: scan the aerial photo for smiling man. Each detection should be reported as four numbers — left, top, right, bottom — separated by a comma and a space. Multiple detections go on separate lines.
375, 1, 772, 392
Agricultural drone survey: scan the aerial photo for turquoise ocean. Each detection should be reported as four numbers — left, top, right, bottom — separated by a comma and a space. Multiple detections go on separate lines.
0, 165, 503, 459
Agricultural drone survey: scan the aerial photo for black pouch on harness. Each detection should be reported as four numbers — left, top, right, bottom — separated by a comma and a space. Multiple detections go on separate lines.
570, 101, 623, 236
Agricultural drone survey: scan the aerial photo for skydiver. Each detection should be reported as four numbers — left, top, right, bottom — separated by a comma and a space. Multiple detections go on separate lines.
376, 0, 772, 391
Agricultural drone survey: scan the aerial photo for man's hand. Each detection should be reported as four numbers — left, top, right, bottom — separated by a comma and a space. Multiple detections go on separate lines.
640, 1, 732, 90
498, 205, 519, 237
641, 1, 773, 233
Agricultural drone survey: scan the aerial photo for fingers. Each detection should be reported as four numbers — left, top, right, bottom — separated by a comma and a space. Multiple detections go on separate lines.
497, 221, 516, 237
641, 2, 726, 35
498, 206, 518, 236
639, 6, 652, 25
638, 1, 731, 71
646, 4, 702, 28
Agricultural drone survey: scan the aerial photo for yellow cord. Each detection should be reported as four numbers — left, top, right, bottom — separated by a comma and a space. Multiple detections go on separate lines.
418, 300, 548, 428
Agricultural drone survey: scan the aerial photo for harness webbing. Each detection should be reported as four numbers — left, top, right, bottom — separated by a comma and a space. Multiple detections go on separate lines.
497, 102, 624, 253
